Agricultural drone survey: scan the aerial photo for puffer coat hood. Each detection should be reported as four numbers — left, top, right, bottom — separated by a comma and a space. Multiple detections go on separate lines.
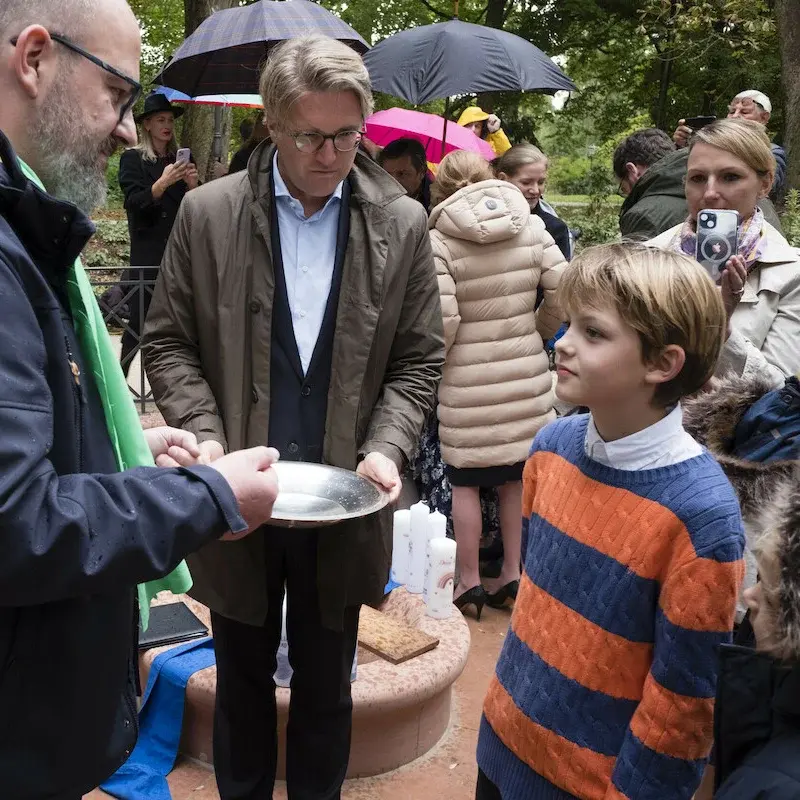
429, 180, 567, 469
429, 178, 531, 244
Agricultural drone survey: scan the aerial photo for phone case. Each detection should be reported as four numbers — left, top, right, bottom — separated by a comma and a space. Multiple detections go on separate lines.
696, 209, 739, 283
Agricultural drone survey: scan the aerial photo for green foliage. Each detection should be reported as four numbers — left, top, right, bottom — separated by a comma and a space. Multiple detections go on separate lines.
780, 189, 800, 247
548, 153, 615, 198
129, 0, 186, 90
548, 156, 594, 195
105, 152, 124, 208
85, 217, 130, 268
554, 201, 621, 252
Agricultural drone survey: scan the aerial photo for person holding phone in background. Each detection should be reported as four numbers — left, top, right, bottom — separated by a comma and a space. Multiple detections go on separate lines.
118, 91, 198, 375
673, 90, 787, 203
648, 119, 800, 387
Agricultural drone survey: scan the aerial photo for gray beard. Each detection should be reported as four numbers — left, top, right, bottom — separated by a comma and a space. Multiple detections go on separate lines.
31, 78, 116, 214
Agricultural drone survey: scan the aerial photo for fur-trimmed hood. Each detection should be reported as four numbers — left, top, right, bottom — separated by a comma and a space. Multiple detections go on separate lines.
682, 374, 798, 519
683, 373, 800, 657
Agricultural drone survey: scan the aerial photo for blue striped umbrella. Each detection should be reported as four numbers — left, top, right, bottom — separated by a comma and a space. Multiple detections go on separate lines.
154, 0, 368, 96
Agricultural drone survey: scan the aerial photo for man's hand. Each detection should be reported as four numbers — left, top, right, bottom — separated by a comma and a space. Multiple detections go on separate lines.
145, 426, 201, 466
210, 447, 280, 540
211, 160, 229, 180
673, 120, 692, 148
184, 164, 200, 190
357, 452, 402, 503
150, 433, 224, 468
197, 440, 225, 464
486, 114, 501, 134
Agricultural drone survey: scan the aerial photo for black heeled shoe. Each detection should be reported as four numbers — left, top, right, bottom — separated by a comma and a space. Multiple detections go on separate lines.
454, 585, 487, 621
486, 580, 519, 609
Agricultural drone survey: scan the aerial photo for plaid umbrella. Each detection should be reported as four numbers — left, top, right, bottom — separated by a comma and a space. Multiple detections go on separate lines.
154, 0, 368, 96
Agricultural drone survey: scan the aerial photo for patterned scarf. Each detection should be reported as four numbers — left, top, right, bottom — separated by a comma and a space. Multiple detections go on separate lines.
676, 207, 765, 275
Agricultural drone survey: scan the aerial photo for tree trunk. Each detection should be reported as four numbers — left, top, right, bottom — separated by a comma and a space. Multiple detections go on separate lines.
181, 0, 238, 180
654, 0, 677, 131
777, 0, 800, 193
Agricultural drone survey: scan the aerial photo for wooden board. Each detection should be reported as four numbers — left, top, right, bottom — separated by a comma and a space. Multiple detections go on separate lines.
358, 605, 440, 665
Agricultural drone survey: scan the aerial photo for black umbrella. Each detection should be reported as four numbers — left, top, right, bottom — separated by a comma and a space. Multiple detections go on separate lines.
363, 20, 575, 104
155, 0, 369, 96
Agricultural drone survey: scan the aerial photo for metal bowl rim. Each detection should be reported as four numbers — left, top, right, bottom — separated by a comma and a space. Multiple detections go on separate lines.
269, 461, 391, 524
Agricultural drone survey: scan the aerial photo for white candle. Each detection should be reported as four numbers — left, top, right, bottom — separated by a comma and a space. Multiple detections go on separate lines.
423, 511, 447, 603
391, 509, 411, 585
407, 501, 430, 594
426, 538, 457, 619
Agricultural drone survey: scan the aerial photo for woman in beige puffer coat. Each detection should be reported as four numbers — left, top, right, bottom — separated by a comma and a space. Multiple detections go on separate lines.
429, 150, 566, 616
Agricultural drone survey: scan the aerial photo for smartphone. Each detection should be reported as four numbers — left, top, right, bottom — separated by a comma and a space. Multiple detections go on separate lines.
684, 115, 716, 131
696, 209, 739, 282
176, 148, 191, 164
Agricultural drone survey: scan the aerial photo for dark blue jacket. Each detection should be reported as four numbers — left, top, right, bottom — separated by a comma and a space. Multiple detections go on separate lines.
0, 131, 244, 799
771, 143, 787, 203
714, 646, 800, 798
733, 376, 800, 462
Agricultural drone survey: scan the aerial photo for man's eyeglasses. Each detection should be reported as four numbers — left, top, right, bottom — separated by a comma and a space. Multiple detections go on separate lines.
10, 33, 142, 124
289, 130, 364, 154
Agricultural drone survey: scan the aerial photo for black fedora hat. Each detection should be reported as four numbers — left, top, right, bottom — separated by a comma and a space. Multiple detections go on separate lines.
135, 92, 186, 124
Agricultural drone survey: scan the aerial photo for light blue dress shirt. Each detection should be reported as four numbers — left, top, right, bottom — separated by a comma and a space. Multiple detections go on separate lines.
273, 155, 344, 374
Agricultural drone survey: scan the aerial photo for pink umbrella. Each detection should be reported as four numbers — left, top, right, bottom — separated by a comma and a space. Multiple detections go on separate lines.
365, 107, 496, 164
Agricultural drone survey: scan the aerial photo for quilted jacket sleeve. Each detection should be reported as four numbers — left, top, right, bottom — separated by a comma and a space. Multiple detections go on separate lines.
431, 233, 460, 355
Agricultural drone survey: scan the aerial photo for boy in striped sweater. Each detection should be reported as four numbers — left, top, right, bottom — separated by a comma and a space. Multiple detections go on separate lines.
477, 243, 746, 799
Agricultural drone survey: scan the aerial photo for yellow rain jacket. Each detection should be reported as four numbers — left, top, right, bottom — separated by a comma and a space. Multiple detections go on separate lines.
457, 106, 512, 156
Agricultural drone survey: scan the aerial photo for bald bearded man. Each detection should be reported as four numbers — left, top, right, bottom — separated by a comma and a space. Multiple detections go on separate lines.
0, 2, 281, 796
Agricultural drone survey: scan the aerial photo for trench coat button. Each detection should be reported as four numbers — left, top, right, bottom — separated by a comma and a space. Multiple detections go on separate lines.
161, 211, 167, 219
124, 718, 131, 728
301, 385, 311, 397
287, 442, 299, 455
249, 300, 261, 313
251, 387, 259, 403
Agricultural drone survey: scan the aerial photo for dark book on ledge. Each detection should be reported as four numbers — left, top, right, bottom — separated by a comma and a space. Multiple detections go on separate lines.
138, 601, 209, 651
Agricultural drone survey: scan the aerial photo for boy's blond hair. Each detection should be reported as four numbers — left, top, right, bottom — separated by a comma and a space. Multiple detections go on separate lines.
557, 243, 726, 406
430, 150, 494, 207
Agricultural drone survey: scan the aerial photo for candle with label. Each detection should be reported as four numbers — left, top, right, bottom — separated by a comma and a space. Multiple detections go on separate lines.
423, 511, 447, 603
425, 538, 457, 619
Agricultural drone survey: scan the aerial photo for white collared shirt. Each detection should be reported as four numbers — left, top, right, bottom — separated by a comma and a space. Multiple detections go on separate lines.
584, 404, 703, 470
273, 156, 344, 374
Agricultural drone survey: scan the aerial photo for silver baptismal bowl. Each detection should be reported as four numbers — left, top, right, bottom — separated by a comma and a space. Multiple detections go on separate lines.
269, 461, 391, 528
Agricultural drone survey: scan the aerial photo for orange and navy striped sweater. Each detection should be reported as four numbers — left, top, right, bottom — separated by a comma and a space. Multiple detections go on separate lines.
477, 415, 745, 800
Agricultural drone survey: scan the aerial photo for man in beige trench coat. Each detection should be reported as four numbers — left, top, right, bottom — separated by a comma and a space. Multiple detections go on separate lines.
142, 35, 445, 800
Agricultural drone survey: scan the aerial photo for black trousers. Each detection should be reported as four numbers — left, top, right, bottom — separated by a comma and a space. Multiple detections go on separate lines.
476, 769, 503, 800
211, 527, 360, 800
119, 267, 157, 377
